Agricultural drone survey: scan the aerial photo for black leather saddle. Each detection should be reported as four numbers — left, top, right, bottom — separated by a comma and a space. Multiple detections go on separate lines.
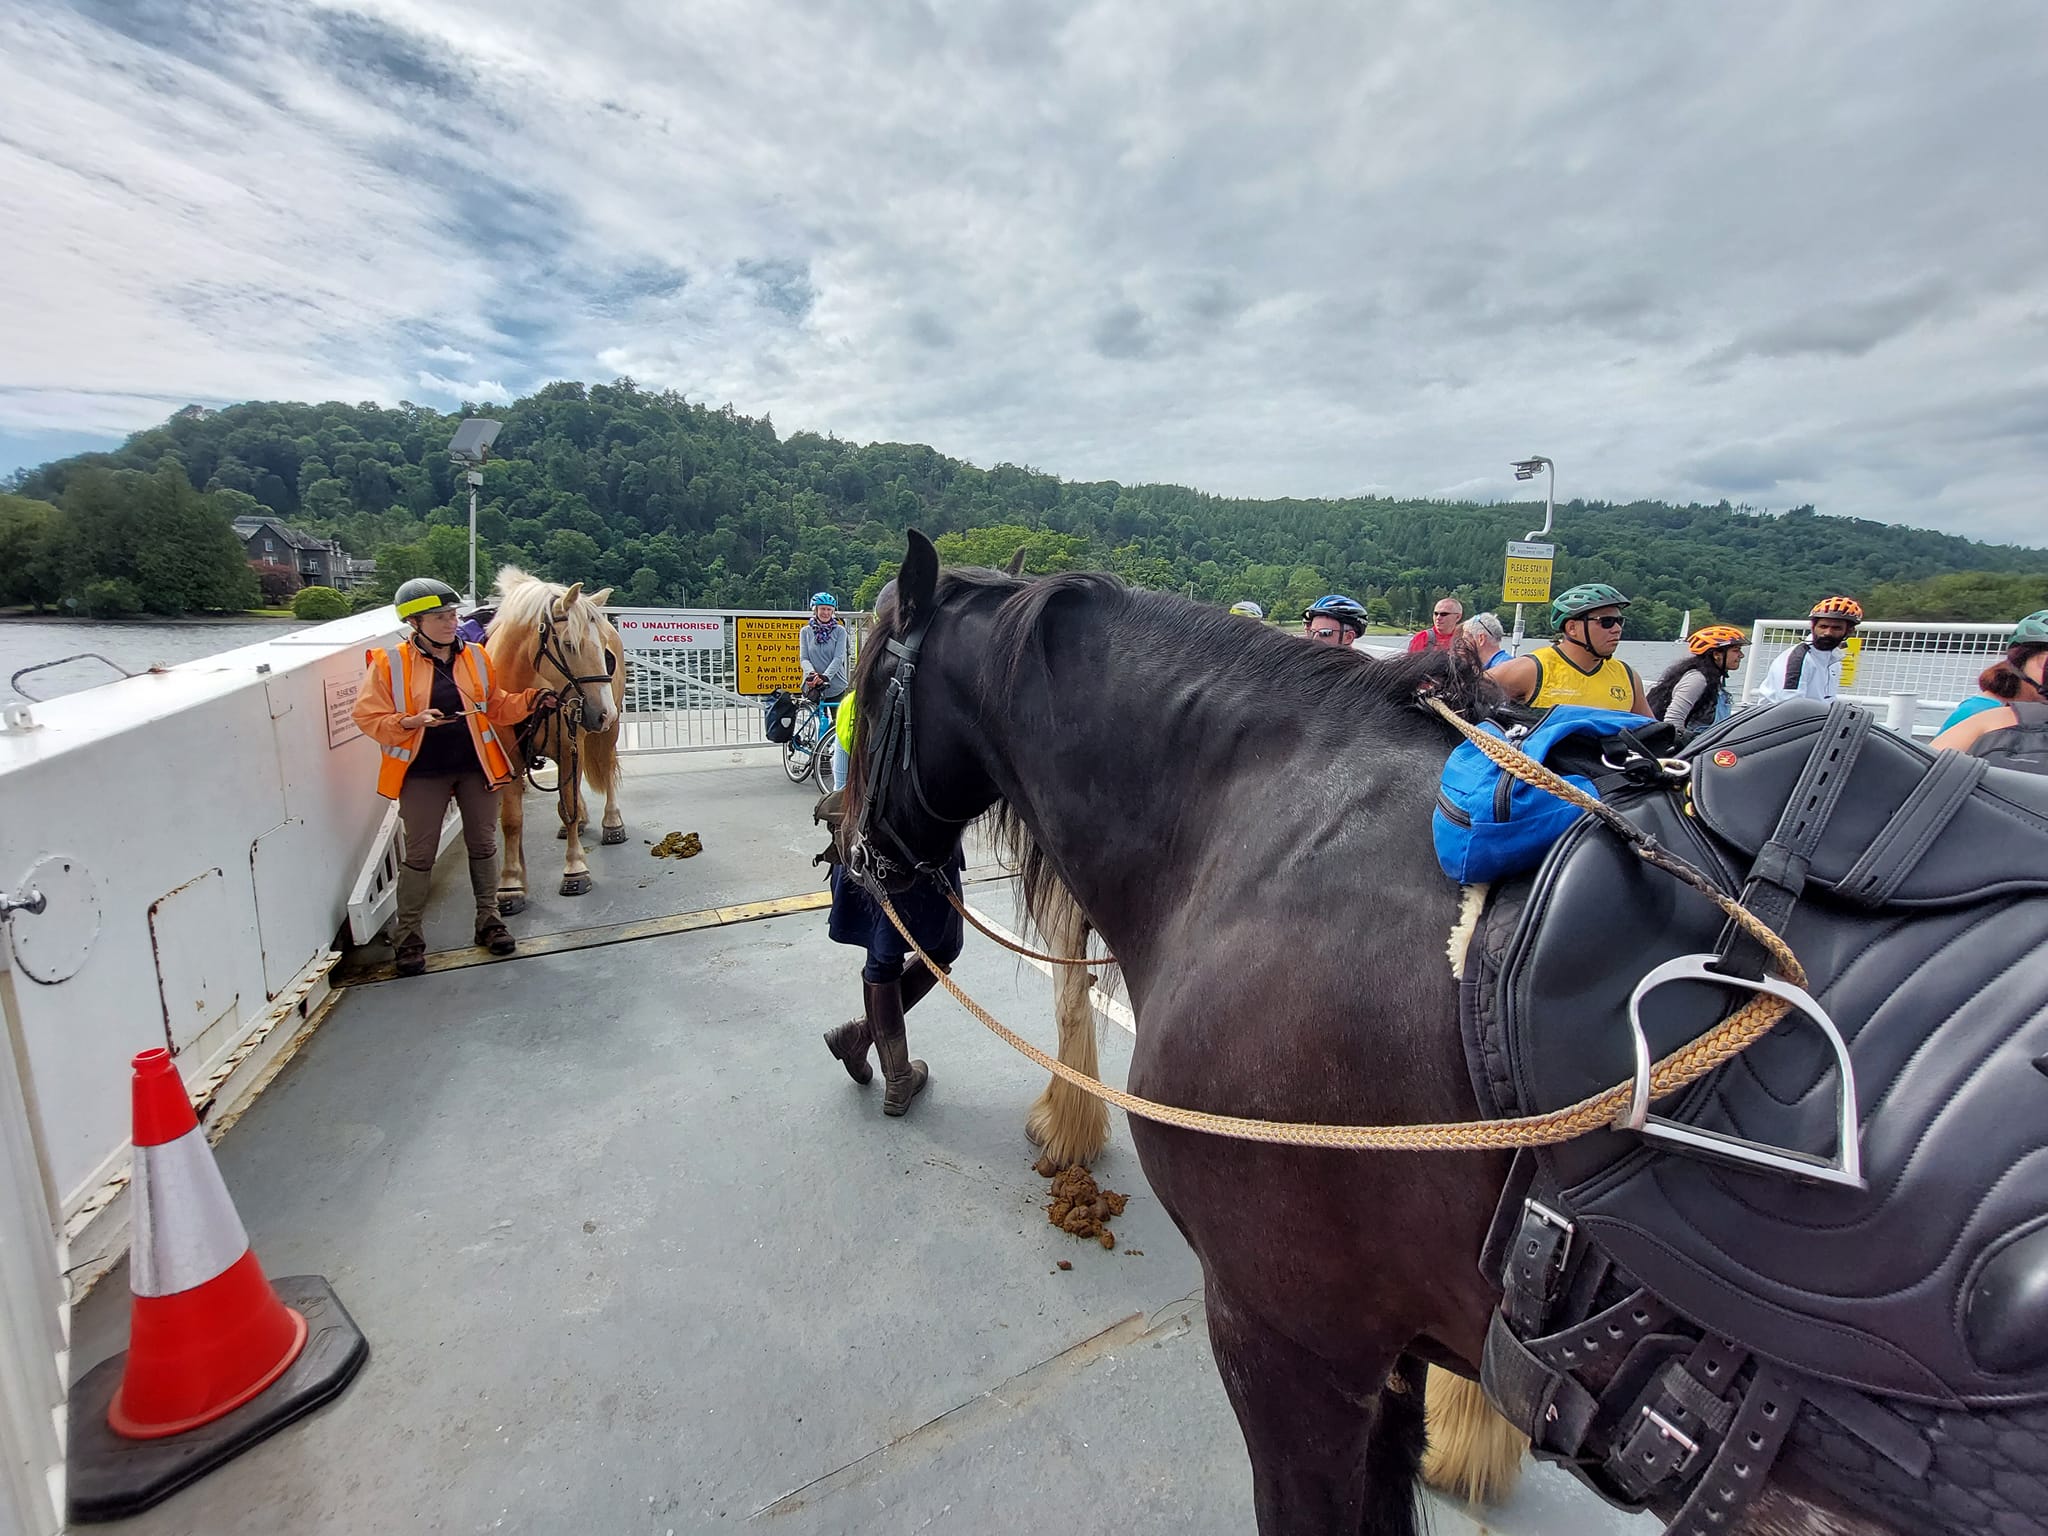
1464, 698, 2048, 1408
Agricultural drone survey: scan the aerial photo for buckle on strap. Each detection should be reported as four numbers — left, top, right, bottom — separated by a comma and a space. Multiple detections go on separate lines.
1502, 1199, 1575, 1334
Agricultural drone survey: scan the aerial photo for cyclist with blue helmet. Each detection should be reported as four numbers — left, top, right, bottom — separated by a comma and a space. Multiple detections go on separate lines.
1930, 610, 2048, 771
1492, 583, 1650, 714
801, 592, 850, 790
1303, 594, 1369, 648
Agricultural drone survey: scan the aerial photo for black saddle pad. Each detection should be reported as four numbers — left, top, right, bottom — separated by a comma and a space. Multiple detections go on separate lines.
1477, 699, 2048, 1407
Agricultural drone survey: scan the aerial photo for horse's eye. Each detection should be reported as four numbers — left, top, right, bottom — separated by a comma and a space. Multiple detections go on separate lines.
604, 651, 617, 676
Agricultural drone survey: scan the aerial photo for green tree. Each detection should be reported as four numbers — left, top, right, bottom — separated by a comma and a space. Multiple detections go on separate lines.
0, 494, 65, 608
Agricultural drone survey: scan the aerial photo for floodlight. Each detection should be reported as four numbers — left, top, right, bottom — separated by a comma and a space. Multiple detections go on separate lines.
449, 418, 502, 463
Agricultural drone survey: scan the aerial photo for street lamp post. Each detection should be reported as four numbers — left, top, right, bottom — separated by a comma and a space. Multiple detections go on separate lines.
447, 418, 504, 605
1508, 455, 1555, 655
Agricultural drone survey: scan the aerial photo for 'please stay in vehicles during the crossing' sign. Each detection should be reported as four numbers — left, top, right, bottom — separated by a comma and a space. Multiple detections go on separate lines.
1502, 540, 1556, 605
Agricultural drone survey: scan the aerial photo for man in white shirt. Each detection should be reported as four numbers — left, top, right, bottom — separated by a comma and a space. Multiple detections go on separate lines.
1758, 596, 1863, 703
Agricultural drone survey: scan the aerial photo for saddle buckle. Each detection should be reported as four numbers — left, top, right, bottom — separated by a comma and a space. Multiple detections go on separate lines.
1623, 953, 1865, 1190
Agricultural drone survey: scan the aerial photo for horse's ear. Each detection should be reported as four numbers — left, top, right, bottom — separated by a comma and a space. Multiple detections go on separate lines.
554, 580, 583, 617
1004, 547, 1027, 577
587, 587, 614, 609
900, 529, 939, 616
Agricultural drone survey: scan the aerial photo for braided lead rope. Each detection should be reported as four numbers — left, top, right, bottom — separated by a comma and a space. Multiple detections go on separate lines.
940, 884, 1117, 968
871, 702, 1811, 1151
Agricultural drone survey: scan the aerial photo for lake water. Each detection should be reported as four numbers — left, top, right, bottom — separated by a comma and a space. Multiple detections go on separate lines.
0, 619, 310, 702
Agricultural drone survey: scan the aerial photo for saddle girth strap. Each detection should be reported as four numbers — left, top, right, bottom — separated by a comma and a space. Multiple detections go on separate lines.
1715, 699, 1871, 980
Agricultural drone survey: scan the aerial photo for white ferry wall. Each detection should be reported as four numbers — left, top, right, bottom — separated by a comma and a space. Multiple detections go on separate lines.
0, 608, 401, 1284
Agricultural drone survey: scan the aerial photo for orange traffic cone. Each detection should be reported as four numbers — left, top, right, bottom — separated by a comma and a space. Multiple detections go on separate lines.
66, 1048, 368, 1522
109, 1047, 309, 1436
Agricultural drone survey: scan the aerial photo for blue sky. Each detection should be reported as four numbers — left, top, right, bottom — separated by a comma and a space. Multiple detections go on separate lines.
4, 0, 2046, 544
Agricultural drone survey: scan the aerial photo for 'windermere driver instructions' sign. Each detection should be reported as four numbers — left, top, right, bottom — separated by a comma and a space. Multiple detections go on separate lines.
736, 617, 810, 695
1501, 541, 1556, 605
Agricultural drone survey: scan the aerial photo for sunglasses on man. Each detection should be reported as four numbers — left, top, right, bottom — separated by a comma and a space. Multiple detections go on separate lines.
1581, 615, 1626, 631
1308, 625, 1346, 641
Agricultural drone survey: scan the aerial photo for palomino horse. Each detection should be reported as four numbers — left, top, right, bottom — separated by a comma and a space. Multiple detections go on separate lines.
485, 567, 626, 909
842, 532, 2016, 1536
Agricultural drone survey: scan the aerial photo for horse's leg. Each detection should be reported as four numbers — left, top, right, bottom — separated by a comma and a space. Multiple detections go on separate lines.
497, 780, 529, 915
1205, 1284, 1421, 1536
558, 757, 592, 896
1023, 888, 1110, 1167
586, 725, 626, 844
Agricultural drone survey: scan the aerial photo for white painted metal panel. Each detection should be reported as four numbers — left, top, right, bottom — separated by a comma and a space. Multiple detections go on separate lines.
0, 609, 399, 1243
149, 868, 239, 1056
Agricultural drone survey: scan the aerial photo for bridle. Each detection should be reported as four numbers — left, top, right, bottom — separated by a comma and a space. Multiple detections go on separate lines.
846, 597, 977, 893
516, 605, 617, 810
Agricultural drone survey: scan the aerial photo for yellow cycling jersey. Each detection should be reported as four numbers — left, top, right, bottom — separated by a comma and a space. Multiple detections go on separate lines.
1530, 646, 1639, 711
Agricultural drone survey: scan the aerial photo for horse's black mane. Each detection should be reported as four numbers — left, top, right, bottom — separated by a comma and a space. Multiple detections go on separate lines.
851, 564, 1498, 938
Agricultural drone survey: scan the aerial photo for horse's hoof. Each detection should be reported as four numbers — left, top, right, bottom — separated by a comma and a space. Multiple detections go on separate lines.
497, 893, 527, 915
600, 825, 628, 845
559, 873, 593, 897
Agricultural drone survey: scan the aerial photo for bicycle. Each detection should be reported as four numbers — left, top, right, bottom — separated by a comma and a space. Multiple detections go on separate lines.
781, 692, 841, 786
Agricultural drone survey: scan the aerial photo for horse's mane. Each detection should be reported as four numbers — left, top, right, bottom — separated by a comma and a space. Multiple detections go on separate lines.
854, 564, 1498, 948
491, 564, 604, 662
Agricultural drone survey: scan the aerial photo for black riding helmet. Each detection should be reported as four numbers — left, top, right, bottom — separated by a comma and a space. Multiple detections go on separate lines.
394, 577, 461, 621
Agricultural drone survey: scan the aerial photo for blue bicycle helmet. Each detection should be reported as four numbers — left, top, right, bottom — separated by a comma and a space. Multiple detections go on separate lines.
809, 591, 838, 608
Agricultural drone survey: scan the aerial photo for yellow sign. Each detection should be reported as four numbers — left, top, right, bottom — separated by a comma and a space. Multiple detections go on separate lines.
1502, 540, 1555, 605
1837, 633, 1864, 688
736, 617, 810, 695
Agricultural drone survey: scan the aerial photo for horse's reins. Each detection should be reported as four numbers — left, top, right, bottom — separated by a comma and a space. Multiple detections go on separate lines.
861, 656, 1805, 1151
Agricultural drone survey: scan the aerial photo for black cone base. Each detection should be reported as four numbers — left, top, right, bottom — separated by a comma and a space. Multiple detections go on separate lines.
66, 1274, 369, 1524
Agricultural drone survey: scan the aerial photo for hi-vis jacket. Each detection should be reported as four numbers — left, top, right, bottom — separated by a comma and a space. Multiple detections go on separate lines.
352, 637, 539, 798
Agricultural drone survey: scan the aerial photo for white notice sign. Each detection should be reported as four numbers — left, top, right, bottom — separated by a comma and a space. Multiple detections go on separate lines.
324, 674, 363, 749
611, 613, 726, 649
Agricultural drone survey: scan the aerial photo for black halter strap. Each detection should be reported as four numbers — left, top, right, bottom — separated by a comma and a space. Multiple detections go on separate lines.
847, 600, 972, 892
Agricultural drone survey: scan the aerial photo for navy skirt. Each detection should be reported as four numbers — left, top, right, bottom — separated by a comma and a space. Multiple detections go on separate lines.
829, 859, 965, 983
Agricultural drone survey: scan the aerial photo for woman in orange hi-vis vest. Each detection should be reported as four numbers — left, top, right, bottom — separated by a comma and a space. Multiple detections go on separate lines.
352, 578, 551, 975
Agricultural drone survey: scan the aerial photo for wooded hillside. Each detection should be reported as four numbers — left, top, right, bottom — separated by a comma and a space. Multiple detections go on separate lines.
9, 381, 2045, 630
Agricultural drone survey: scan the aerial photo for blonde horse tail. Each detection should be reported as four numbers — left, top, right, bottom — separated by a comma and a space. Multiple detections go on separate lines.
1421, 1366, 1525, 1506
1022, 880, 1110, 1168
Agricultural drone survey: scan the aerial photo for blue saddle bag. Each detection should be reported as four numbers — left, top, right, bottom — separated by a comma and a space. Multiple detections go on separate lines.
1432, 707, 1667, 884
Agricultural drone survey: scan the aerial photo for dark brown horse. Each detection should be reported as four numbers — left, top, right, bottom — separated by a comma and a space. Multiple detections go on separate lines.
842, 532, 1909, 1536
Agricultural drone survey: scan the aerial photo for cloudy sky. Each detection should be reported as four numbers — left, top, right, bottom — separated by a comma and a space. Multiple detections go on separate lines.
3, 0, 2046, 543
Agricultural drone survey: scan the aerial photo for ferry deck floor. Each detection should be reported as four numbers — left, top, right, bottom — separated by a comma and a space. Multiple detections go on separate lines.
70, 753, 1656, 1535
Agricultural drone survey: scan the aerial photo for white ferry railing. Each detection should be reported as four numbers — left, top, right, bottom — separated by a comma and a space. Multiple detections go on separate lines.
604, 607, 868, 755
1738, 619, 2013, 735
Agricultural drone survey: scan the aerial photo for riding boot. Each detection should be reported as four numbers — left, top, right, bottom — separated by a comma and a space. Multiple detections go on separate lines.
825, 962, 937, 1086
866, 978, 928, 1117
394, 862, 433, 977
822, 1018, 873, 1085
470, 856, 516, 956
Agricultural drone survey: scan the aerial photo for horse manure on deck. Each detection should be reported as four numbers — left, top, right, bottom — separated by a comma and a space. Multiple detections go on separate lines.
1042, 1164, 1128, 1250
647, 831, 702, 858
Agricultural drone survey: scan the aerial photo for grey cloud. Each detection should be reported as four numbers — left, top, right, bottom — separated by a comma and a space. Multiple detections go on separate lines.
1706, 281, 1952, 366
1679, 441, 1825, 493
1091, 302, 1157, 360
737, 259, 815, 321
7, 0, 2048, 542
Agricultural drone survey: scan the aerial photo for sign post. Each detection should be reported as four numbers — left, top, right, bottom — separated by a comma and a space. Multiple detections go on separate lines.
1502, 539, 1555, 653
735, 617, 811, 696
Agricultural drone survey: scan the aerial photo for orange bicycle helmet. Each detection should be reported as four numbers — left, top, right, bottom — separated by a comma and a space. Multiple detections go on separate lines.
1686, 625, 1746, 656
1808, 596, 1863, 623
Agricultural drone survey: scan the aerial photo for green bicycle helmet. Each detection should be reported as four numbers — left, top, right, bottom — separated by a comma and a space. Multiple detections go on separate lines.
394, 577, 461, 619
2008, 610, 2048, 647
1550, 582, 1630, 627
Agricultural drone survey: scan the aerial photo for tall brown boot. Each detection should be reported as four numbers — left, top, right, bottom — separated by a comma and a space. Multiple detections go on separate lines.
470, 856, 516, 956
866, 978, 928, 1117
393, 862, 433, 976
823, 961, 939, 1086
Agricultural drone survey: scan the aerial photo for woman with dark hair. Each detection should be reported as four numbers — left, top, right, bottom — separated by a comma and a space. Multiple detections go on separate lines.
1930, 612, 2048, 770
1647, 625, 1746, 732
